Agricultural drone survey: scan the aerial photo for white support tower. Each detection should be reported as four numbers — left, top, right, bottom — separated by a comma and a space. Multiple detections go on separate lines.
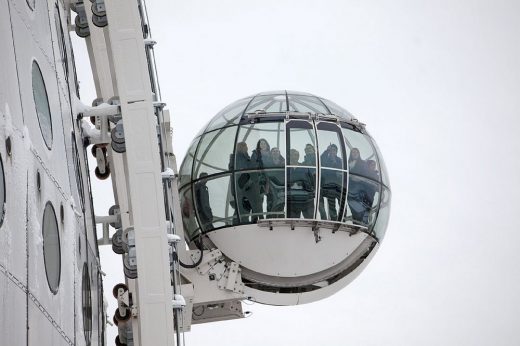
87, 0, 176, 344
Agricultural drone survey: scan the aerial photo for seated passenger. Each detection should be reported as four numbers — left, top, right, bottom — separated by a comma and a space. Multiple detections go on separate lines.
267, 147, 285, 218
287, 149, 315, 219
319, 144, 343, 221
302, 143, 316, 166
194, 172, 214, 231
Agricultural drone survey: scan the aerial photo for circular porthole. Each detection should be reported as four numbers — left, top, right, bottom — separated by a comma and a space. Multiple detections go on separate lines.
0, 155, 5, 227
82, 263, 92, 344
42, 202, 60, 294
32, 61, 53, 149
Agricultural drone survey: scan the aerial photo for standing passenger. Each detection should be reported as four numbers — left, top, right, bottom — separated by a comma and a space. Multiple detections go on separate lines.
319, 144, 343, 220
267, 147, 285, 218
287, 149, 315, 219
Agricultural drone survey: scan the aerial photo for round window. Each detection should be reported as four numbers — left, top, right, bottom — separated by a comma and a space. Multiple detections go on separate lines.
42, 202, 60, 293
32, 61, 53, 149
82, 263, 92, 344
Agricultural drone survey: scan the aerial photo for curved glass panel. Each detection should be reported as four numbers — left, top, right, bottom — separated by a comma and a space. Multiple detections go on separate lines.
178, 91, 390, 242
265, 169, 285, 218
341, 127, 380, 182
193, 126, 238, 179
287, 95, 329, 114
42, 202, 61, 293
287, 167, 316, 219
234, 168, 286, 223
370, 137, 390, 188
345, 176, 381, 228
205, 98, 250, 132
32, 61, 53, 149
236, 122, 286, 170
245, 94, 287, 113
319, 170, 347, 221
0, 154, 5, 227
287, 120, 316, 167
194, 174, 236, 231
82, 263, 92, 344
179, 137, 200, 188
373, 187, 391, 240
320, 98, 353, 120
317, 122, 347, 170
180, 187, 201, 240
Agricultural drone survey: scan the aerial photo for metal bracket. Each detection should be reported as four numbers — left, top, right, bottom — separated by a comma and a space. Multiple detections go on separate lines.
257, 218, 366, 236
111, 120, 126, 153
217, 262, 245, 294
72, 2, 90, 38
196, 249, 223, 275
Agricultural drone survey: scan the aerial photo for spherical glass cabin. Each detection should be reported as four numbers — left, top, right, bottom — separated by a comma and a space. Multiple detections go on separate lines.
179, 91, 391, 305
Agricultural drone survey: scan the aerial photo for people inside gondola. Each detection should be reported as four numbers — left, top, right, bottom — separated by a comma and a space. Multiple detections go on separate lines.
347, 147, 371, 225
366, 159, 379, 181
271, 147, 285, 167
251, 138, 273, 167
302, 143, 316, 166
319, 144, 343, 221
233, 141, 264, 223
348, 147, 366, 174
266, 147, 285, 218
287, 149, 315, 219
194, 172, 214, 231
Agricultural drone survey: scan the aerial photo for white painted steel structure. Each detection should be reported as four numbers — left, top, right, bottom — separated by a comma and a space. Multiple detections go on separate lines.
0, 1, 390, 345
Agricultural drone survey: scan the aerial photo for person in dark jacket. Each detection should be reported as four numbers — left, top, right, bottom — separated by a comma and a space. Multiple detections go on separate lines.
319, 144, 343, 220
266, 147, 285, 218
287, 149, 315, 219
302, 143, 316, 166
234, 141, 263, 223
194, 172, 214, 231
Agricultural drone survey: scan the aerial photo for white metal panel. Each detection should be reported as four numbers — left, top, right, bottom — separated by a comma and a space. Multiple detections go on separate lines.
207, 224, 367, 276
243, 241, 379, 306
103, 0, 175, 344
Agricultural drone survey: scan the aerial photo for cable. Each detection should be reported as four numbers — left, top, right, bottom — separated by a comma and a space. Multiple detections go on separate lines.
179, 236, 204, 269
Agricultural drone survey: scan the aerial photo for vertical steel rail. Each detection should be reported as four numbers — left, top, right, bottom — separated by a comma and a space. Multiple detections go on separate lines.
103, 0, 175, 344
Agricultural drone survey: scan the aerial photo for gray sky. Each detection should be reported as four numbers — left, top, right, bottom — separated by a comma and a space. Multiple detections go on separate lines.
77, 1, 520, 345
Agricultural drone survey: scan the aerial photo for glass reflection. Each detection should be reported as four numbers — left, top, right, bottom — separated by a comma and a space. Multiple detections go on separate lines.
205, 97, 250, 132
265, 169, 285, 218
373, 188, 391, 240
287, 166, 316, 219
235, 171, 264, 223
346, 176, 380, 227
236, 122, 286, 170
342, 127, 380, 182
319, 170, 347, 221
179, 137, 200, 188
193, 126, 237, 178
180, 187, 200, 239
287, 95, 329, 114
194, 174, 235, 231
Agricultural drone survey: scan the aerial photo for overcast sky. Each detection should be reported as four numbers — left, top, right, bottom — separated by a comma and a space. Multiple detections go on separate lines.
76, 1, 520, 345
